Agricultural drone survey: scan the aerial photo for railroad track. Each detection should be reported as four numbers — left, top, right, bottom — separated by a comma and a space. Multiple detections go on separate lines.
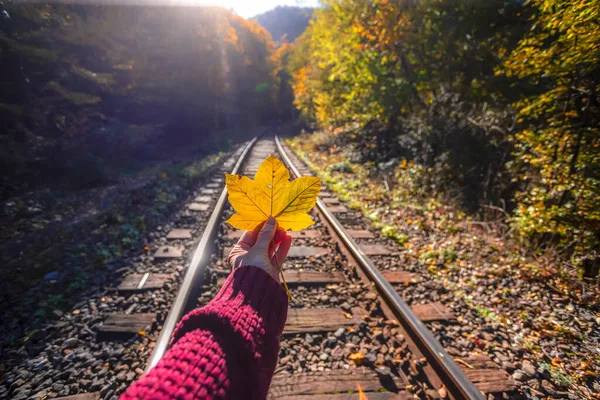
143, 136, 514, 399
18, 135, 514, 400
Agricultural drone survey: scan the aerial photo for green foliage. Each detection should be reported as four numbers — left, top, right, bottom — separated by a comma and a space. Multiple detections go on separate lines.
474, 304, 498, 321
500, 0, 600, 269
288, 0, 600, 273
289, 0, 527, 127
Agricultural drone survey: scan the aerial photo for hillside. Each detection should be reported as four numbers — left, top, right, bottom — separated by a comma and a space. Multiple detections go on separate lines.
253, 5, 314, 44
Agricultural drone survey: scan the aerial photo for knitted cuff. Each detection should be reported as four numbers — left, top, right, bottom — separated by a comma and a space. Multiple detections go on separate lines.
171, 265, 289, 352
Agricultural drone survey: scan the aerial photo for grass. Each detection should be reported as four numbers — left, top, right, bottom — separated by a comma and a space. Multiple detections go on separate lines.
46, 81, 102, 105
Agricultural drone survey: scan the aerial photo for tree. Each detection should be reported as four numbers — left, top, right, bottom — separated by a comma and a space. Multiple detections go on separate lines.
501, 0, 600, 272
0, 4, 278, 195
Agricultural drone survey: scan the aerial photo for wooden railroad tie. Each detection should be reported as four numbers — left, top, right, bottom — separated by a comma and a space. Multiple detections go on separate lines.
217, 271, 345, 288
347, 229, 375, 239
381, 271, 420, 284
359, 244, 396, 256
97, 313, 155, 340
410, 302, 456, 322
166, 229, 193, 240
118, 273, 172, 293
226, 229, 322, 241
223, 246, 329, 260
327, 205, 349, 213
188, 202, 210, 212
272, 394, 407, 400
459, 355, 516, 393
268, 369, 407, 399
321, 197, 341, 205
193, 195, 212, 203
153, 246, 183, 259
49, 393, 100, 400
284, 307, 365, 334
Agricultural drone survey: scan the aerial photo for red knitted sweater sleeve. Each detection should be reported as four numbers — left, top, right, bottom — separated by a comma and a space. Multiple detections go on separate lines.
121, 265, 288, 400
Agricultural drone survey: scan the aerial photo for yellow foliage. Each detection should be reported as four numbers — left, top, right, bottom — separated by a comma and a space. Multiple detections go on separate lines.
225, 155, 321, 231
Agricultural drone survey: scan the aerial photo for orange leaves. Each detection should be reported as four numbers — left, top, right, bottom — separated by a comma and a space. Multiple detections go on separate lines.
349, 351, 365, 366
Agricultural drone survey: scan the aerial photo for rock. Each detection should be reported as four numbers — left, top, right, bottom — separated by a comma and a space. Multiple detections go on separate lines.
90, 379, 103, 391
34, 358, 48, 370
52, 383, 64, 392
334, 328, 345, 338
33, 389, 48, 399
304, 334, 313, 346
52, 310, 64, 318
63, 338, 78, 349
541, 380, 557, 396
340, 302, 352, 311
319, 353, 328, 361
365, 292, 377, 300
10, 379, 26, 390
375, 366, 391, 376
111, 347, 124, 358
12, 392, 30, 400
76, 352, 93, 362
513, 371, 527, 382
44, 271, 59, 281
63, 353, 76, 363
364, 353, 377, 365
522, 361, 536, 377
502, 361, 516, 372
116, 371, 128, 382
280, 355, 291, 364
101, 384, 115, 397
126, 371, 136, 381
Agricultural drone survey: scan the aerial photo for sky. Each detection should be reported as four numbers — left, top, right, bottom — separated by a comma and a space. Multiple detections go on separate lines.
189, 0, 319, 18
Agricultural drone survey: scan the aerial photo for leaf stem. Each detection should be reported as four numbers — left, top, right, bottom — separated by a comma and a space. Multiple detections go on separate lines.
274, 255, 292, 301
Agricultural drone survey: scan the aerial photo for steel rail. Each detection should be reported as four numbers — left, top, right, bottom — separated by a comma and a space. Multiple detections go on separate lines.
275, 135, 484, 400
147, 136, 259, 370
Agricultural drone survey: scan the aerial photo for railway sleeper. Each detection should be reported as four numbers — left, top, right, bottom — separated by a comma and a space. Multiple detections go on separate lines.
268, 369, 408, 399
117, 273, 173, 293
166, 228, 193, 240
97, 313, 156, 341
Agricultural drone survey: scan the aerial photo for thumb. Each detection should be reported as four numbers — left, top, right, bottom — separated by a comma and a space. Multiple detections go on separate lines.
255, 217, 276, 249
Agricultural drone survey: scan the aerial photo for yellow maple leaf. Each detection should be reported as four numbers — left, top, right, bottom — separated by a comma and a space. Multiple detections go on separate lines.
225, 155, 321, 231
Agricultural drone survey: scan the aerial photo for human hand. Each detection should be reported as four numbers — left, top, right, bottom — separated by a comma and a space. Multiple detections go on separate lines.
227, 217, 293, 282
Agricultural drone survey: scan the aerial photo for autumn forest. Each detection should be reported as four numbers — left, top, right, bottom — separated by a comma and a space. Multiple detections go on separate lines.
1, 0, 599, 398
